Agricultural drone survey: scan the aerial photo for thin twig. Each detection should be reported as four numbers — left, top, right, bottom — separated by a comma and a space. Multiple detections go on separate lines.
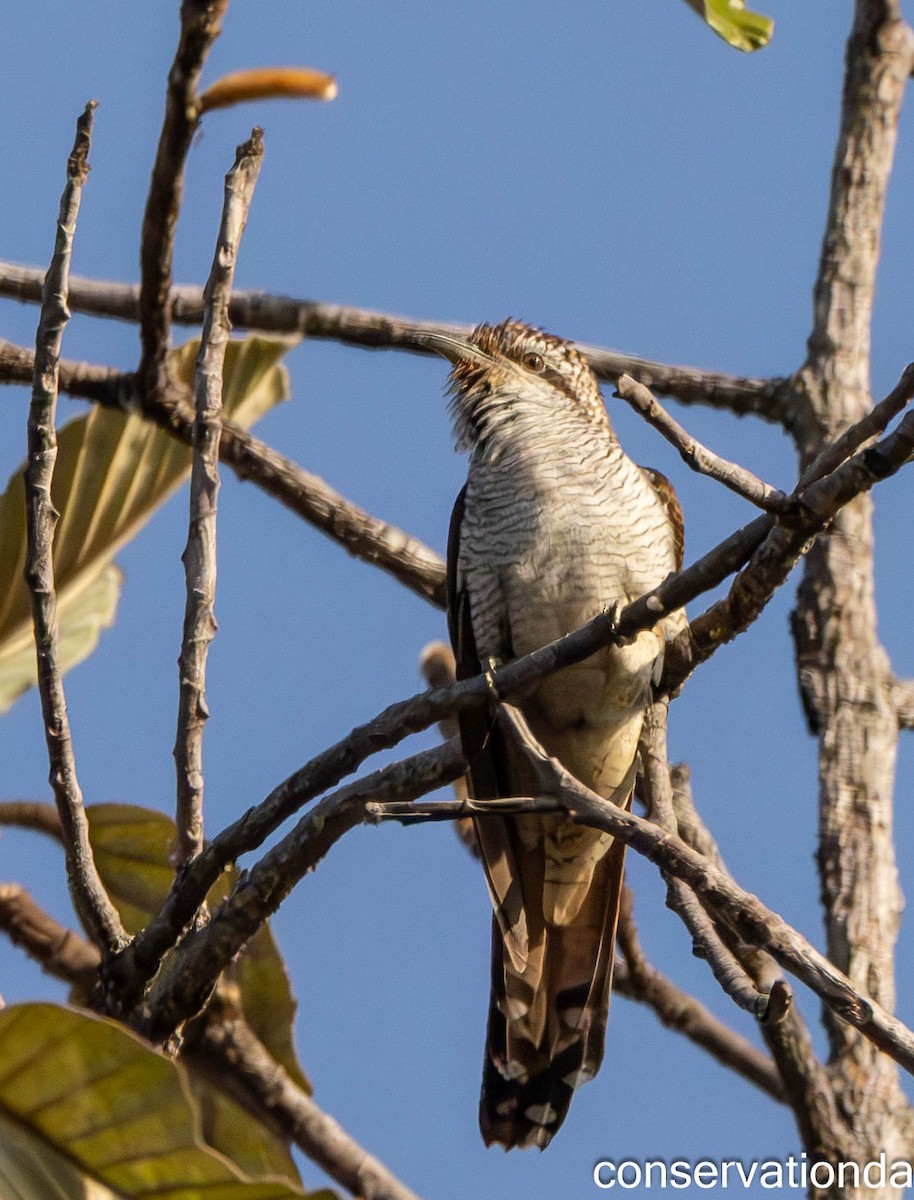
367, 795, 559, 822
616, 373, 788, 512
639, 702, 773, 1018
188, 1013, 423, 1200
175, 129, 264, 868
23, 103, 126, 955
614, 889, 785, 1103
0, 339, 449, 608
667, 761, 839, 1140
138, 0, 228, 408
0, 260, 779, 417
419, 641, 474, 855
0, 800, 63, 841
0, 883, 100, 990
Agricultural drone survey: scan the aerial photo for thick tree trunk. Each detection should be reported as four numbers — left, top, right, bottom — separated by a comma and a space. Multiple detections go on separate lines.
789, 1, 914, 1192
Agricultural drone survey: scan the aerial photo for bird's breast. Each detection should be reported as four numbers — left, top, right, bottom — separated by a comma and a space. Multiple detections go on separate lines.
459, 439, 676, 792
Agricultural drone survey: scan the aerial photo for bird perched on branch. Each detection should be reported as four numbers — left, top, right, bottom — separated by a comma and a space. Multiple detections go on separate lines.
422, 319, 684, 1150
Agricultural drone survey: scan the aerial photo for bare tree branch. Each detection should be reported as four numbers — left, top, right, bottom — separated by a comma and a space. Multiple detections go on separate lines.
0, 339, 449, 607
760, 1006, 854, 1162
614, 889, 786, 1104
24, 103, 126, 955
787, 3, 914, 1164
0, 260, 779, 417
0, 883, 100, 990
189, 1012, 424, 1200
138, 0, 227, 408
174, 128, 264, 867
0, 800, 63, 841
616, 374, 788, 513
124, 740, 465, 1030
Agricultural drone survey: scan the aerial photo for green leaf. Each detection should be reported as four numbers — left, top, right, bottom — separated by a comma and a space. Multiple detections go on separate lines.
86, 804, 311, 1173
0, 336, 295, 713
0, 1003, 320, 1199
681, 0, 773, 51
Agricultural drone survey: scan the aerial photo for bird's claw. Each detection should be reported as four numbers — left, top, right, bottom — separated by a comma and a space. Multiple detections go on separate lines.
483, 657, 502, 697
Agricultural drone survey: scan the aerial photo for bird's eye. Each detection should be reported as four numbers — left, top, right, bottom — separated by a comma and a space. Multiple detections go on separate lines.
522, 351, 546, 373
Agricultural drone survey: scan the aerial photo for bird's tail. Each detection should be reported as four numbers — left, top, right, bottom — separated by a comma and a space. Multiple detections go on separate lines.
478, 829, 627, 1150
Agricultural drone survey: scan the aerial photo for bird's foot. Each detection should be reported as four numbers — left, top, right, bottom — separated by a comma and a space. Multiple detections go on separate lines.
601, 600, 629, 644
483, 656, 502, 697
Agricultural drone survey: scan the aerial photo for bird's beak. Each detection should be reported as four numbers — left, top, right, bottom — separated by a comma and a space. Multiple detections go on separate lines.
413, 329, 490, 367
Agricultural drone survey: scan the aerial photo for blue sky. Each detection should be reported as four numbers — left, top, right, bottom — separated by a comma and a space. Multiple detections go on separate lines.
1, 3, 913, 1197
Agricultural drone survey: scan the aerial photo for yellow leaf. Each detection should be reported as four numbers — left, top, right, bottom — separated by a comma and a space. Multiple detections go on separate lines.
87, 802, 311, 1167
681, 0, 773, 51
0, 1003, 325, 1199
0, 336, 295, 712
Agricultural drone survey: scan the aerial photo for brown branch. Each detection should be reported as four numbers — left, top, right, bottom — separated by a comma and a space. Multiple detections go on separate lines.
0, 337, 124, 405
0, 883, 100, 990
614, 889, 785, 1103
175, 129, 264, 867
0, 260, 778, 417
616, 374, 788, 513
0, 800, 63, 841
138, 0, 228, 408
189, 1013, 423, 1200
127, 740, 465, 1034
24, 103, 126, 955
0, 339, 448, 608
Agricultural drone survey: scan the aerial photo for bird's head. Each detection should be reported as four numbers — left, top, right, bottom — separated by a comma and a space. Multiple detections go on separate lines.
417, 319, 609, 453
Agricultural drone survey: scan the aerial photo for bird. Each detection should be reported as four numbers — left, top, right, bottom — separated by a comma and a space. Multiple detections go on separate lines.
421, 318, 684, 1150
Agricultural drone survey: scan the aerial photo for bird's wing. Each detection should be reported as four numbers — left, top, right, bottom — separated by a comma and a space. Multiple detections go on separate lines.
640, 466, 684, 569
447, 485, 534, 968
